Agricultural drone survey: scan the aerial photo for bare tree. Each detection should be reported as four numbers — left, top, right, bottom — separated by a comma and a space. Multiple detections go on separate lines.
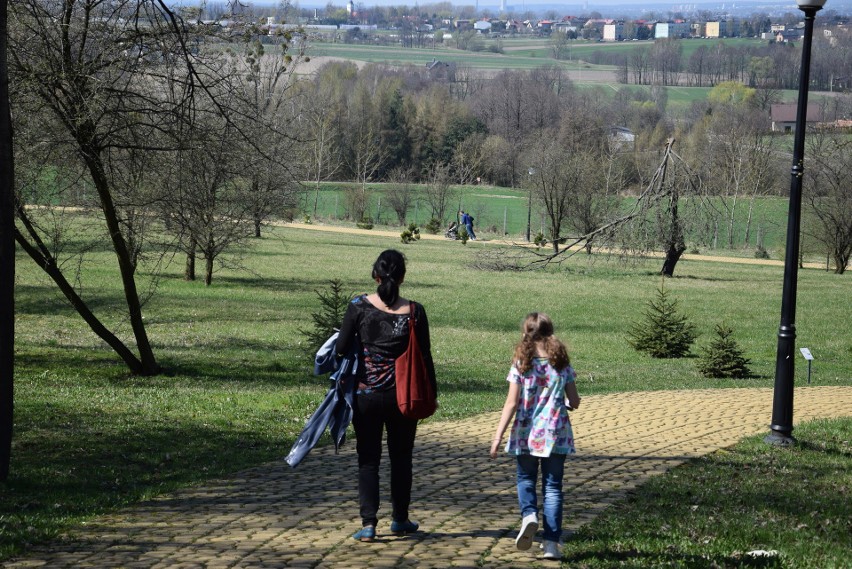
346, 82, 389, 189
9, 0, 300, 370
8, 0, 202, 375
483, 140, 707, 277
805, 134, 852, 274
702, 99, 777, 249
525, 133, 585, 253
385, 167, 417, 225
293, 61, 355, 217
422, 163, 455, 222
235, 41, 302, 237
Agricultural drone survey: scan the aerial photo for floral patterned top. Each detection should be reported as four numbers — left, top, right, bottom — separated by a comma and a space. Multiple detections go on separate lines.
505, 358, 576, 457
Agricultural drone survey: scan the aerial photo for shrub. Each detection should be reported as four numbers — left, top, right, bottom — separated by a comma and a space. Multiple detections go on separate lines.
697, 323, 752, 378
299, 279, 355, 354
628, 282, 697, 358
534, 231, 547, 248
356, 217, 374, 230
754, 246, 770, 259
425, 218, 441, 234
459, 225, 469, 244
400, 223, 421, 244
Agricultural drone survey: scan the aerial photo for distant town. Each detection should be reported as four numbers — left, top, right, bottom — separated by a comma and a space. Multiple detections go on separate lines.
192, 0, 851, 44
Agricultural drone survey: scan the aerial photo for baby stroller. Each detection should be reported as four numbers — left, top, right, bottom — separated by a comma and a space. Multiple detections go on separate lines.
445, 221, 459, 240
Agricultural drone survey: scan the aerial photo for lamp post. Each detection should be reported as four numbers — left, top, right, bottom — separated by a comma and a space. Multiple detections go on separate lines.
765, 0, 826, 446
526, 168, 535, 242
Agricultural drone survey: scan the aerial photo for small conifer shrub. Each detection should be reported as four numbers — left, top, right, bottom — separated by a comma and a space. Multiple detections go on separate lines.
459, 225, 469, 244
400, 223, 421, 244
628, 283, 697, 358
300, 279, 355, 354
697, 323, 752, 378
425, 218, 441, 234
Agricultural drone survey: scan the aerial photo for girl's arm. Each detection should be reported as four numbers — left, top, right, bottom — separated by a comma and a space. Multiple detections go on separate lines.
490, 382, 521, 459
565, 382, 581, 410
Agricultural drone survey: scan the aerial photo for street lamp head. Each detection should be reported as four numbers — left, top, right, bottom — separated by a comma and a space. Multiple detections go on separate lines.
796, 0, 827, 10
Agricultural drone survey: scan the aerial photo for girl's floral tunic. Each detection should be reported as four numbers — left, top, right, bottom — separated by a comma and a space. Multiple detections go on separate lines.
505, 357, 576, 457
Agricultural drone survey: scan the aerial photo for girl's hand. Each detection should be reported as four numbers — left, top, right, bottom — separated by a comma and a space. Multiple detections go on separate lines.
489, 437, 501, 459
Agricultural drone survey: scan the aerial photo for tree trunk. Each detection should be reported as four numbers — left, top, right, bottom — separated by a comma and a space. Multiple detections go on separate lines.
727, 194, 737, 248
80, 145, 159, 375
253, 179, 261, 238
14, 226, 145, 375
205, 255, 214, 286
661, 245, 686, 277
834, 251, 848, 275
0, 0, 15, 480
744, 197, 756, 247
185, 238, 196, 281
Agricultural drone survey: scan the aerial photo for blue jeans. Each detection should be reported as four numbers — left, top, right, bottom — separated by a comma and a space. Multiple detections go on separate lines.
465, 223, 476, 239
516, 453, 566, 542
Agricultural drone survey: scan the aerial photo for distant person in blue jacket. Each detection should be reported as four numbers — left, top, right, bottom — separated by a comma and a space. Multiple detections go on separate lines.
459, 210, 476, 240
336, 249, 437, 542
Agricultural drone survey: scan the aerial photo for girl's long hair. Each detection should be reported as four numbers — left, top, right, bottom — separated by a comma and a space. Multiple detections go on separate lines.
372, 249, 407, 307
512, 312, 570, 374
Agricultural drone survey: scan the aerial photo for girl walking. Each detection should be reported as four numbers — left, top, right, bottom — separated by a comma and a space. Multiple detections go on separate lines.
490, 312, 581, 560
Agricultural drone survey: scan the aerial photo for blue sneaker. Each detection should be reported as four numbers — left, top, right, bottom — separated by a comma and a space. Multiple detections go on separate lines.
390, 519, 420, 534
353, 525, 376, 542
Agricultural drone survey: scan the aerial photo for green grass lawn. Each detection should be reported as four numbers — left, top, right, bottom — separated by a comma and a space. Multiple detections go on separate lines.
3, 223, 850, 560
564, 417, 852, 568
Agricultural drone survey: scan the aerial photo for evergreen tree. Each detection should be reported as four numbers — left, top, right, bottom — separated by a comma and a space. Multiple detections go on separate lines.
628, 283, 697, 358
300, 280, 355, 354
697, 323, 752, 378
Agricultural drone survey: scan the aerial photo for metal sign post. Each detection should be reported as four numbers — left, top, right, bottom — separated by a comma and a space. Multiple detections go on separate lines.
800, 348, 814, 385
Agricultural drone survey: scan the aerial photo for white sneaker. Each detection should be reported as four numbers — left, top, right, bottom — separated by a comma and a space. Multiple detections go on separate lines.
541, 539, 561, 560
515, 513, 538, 551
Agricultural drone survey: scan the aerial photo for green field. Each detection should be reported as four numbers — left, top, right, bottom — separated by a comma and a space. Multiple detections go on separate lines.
298, 183, 805, 259
4, 222, 850, 560
301, 37, 805, 118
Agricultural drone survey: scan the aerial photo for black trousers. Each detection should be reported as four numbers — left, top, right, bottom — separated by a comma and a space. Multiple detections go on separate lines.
352, 387, 418, 527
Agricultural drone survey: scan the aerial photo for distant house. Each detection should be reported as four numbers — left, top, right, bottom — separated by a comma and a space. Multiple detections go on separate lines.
474, 20, 491, 33
426, 59, 456, 82
608, 126, 635, 149
770, 103, 823, 133
537, 20, 556, 33
776, 29, 802, 42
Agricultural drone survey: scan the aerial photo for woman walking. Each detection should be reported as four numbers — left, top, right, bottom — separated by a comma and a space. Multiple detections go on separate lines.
336, 249, 438, 542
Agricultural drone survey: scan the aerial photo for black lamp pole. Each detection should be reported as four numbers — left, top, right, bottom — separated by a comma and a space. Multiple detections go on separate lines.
766, 0, 825, 446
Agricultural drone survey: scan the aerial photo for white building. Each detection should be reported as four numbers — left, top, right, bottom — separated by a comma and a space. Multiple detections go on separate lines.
656, 22, 691, 39
603, 23, 624, 41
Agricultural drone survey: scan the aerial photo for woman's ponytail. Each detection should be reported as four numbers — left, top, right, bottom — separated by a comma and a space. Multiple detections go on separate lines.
372, 250, 407, 307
